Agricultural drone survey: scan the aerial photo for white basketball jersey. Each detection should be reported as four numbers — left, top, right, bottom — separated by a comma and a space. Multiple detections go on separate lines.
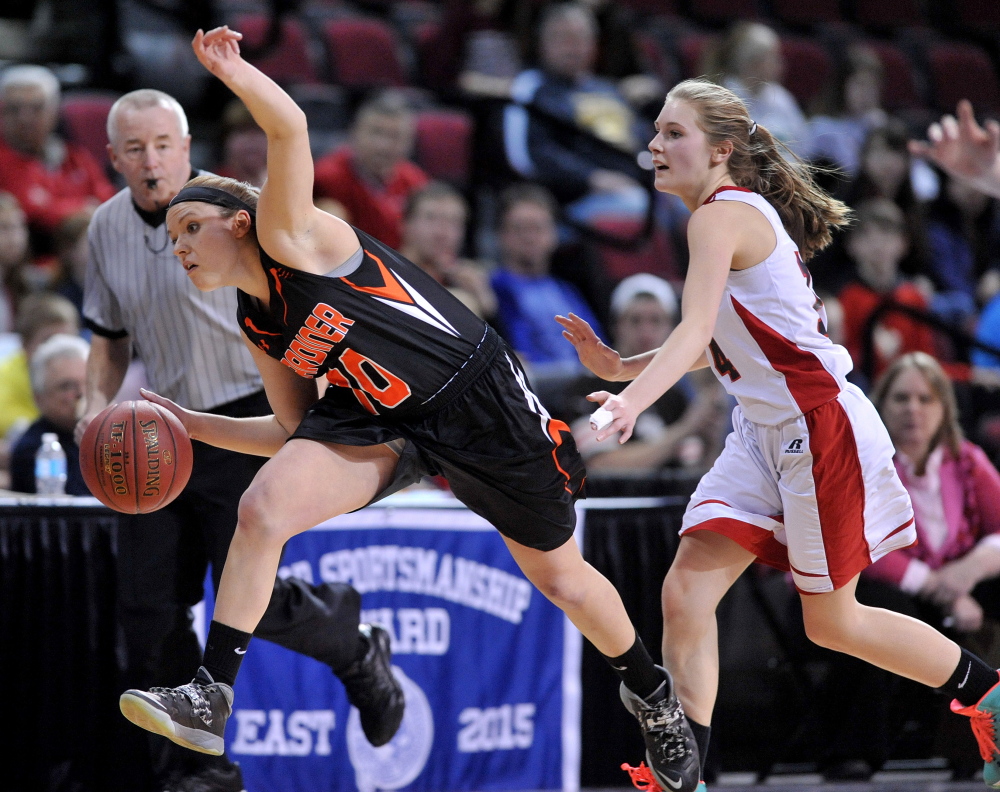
703, 187, 853, 425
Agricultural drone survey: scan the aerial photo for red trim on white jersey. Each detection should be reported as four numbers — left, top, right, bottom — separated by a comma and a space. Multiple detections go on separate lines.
731, 296, 841, 414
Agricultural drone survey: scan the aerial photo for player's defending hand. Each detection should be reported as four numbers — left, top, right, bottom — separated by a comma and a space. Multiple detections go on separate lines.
586, 391, 638, 444
192, 26, 246, 83
909, 100, 1000, 191
556, 313, 623, 381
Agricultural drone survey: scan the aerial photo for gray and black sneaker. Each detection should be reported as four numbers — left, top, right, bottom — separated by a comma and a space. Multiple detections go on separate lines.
338, 624, 405, 746
620, 666, 700, 792
119, 667, 233, 756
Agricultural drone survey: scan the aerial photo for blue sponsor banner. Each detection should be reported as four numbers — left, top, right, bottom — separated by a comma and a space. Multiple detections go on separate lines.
202, 500, 582, 792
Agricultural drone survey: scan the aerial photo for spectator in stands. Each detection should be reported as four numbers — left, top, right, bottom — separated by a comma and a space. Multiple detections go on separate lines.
313, 91, 429, 250
806, 45, 887, 179
972, 291, 1000, 379
399, 182, 497, 320
214, 99, 267, 188
50, 208, 93, 315
9, 333, 89, 494
809, 352, 1000, 780
491, 183, 602, 372
0, 65, 114, 245
843, 120, 934, 275
910, 100, 1000, 201
0, 191, 32, 334
0, 291, 79, 457
838, 198, 936, 384
503, 2, 648, 226
925, 170, 1000, 308
564, 274, 728, 471
712, 22, 807, 155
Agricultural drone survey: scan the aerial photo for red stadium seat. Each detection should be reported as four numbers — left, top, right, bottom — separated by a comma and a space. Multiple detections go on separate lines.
235, 14, 320, 85
954, 0, 1000, 34
780, 38, 833, 109
677, 33, 718, 80
322, 18, 408, 89
617, 0, 679, 14
687, 0, 758, 25
60, 92, 118, 168
770, 0, 842, 27
853, 0, 926, 28
414, 109, 473, 185
592, 220, 680, 282
867, 40, 923, 110
634, 31, 676, 86
926, 41, 1000, 113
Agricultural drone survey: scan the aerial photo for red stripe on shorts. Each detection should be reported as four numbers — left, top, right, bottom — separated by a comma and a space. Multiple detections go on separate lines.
731, 297, 841, 413
685, 518, 791, 572
805, 399, 870, 589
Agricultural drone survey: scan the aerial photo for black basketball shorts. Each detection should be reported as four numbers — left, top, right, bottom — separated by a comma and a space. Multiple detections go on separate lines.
292, 336, 586, 551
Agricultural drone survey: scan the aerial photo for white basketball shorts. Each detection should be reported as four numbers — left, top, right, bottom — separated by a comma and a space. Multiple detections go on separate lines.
680, 383, 916, 594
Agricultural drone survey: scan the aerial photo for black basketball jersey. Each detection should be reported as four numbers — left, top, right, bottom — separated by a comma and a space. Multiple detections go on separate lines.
237, 227, 488, 417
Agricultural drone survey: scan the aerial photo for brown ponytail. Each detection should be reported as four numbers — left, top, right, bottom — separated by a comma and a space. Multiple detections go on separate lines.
666, 79, 852, 261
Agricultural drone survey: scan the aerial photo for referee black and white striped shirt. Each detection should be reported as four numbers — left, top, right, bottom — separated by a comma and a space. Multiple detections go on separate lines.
83, 182, 263, 411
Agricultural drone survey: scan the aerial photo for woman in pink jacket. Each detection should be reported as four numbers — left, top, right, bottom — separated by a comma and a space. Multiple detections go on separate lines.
869, 351, 1000, 628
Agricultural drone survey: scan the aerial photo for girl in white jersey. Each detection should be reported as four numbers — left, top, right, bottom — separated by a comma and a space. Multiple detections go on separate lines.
560, 79, 1000, 789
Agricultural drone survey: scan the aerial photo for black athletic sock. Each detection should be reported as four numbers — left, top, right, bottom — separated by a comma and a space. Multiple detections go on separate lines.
939, 648, 999, 707
687, 717, 711, 777
203, 620, 252, 687
603, 634, 663, 702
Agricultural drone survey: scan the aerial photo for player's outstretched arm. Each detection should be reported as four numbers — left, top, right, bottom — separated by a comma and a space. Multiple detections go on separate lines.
590, 203, 735, 443
139, 388, 287, 457
909, 99, 1000, 198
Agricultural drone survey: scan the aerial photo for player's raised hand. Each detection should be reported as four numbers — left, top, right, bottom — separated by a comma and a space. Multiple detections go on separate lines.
586, 391, 638, 443
191, 26, 245, 83
556, 312, 623, 381
909, 100, 1000, 186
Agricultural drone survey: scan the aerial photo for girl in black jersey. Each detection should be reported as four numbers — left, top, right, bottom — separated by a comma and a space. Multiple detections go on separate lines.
117, 26, 702, 792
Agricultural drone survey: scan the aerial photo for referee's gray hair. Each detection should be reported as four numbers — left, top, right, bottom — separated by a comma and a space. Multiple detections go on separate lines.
107, 89, 189, 147
29, 333, 89, 394
0, 65, 60, 106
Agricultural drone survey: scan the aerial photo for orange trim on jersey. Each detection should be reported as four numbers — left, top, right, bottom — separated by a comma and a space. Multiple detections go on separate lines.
269, 268, 290, 323
546, 418, 574, 494
244, 316, 281, 336
341, 252, 415, 305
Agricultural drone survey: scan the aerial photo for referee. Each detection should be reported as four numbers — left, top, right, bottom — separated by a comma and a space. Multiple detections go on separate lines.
76, 90, 403, 791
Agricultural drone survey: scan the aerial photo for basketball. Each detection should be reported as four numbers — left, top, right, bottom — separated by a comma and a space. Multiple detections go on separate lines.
79, 400, 193, 514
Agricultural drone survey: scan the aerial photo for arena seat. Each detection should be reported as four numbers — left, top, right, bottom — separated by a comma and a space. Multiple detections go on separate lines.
322, 17, 408, 89
770, 0, 842, 27
780, 37, 833, 109
60, 92, 119, 168
867, 40, 924, 110
414, 109, 473, 185
926, 41, 1000, 113
234, 14, 320, 85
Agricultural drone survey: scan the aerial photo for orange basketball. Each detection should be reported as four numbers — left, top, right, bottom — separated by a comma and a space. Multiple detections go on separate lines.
79, 400, 193, 514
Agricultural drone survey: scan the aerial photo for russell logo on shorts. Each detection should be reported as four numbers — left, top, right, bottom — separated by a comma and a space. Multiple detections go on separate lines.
784, 439, 805, 455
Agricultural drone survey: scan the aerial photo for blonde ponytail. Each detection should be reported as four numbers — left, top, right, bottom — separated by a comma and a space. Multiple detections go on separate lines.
667, 79, 852, 261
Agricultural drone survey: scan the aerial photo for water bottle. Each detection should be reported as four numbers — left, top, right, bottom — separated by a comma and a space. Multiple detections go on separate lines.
35, 432, 67, 496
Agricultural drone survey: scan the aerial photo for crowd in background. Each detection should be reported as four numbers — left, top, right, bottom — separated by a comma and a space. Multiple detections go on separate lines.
2, 0, 1000, 780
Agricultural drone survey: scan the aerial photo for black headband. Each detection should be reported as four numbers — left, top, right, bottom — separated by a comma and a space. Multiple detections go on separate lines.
168, 185, 256, 216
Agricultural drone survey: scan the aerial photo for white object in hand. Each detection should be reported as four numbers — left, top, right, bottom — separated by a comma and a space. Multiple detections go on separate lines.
590, 407, 614, 431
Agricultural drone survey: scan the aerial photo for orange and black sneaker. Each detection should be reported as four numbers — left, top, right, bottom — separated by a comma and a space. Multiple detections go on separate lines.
619, 666, 701, 792
951, 677, 1000, 788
